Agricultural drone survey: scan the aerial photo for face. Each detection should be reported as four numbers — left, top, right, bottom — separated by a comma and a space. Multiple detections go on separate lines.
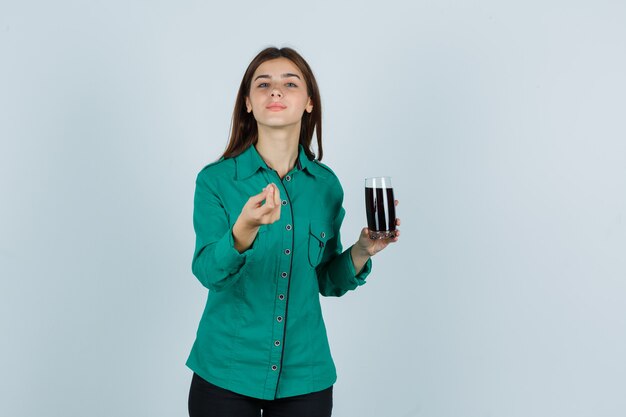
245, 57, 313, 130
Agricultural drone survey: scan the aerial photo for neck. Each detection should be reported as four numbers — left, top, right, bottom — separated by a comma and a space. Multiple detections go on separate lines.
255, 123, 300, 178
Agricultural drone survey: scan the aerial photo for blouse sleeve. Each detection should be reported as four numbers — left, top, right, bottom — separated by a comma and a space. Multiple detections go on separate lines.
191, 171, 255, 291
316, 206, 372, 297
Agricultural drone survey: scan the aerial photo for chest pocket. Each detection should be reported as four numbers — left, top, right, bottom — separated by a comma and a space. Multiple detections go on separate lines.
308, 220, 335, 267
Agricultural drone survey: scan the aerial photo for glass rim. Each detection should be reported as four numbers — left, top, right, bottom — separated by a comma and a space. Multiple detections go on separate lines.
364, 176, 392, 181
365, 176, 392, 188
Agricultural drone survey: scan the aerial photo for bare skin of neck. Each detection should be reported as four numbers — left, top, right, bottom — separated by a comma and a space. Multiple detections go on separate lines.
255, 122, 301, 179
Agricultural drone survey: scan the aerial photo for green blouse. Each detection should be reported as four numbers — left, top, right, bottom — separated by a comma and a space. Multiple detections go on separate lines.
186, 144, 372, 400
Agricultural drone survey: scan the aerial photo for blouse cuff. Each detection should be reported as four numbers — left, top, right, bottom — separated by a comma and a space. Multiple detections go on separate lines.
346, 245, 372, 284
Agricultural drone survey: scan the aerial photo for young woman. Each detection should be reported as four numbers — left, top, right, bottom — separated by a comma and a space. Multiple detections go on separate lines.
187, 47, 400, 417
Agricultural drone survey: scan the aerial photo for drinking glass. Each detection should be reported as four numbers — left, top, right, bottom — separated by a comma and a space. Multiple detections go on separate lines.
365, 176, 396, 239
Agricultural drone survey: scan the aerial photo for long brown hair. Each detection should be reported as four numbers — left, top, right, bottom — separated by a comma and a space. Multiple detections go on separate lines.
221, 47, 323, 161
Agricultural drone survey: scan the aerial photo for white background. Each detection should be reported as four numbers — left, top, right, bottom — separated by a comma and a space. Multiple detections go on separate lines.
1, 1, 625, 416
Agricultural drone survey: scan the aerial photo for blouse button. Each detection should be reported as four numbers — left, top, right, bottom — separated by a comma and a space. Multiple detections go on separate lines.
277, 316, 283, 322
275, 340, 281, 346
281, 272, 288, 278
279, 294, 285, 300
321, 232, 326, 238
281, 199, 287, 206
286, 224, 292, 231
285, 175, 291, 181
272, 365, 278, 371
284, 249, 291, 255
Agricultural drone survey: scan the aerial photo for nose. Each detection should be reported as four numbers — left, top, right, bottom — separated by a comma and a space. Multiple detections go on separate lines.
270, 88, 282, 98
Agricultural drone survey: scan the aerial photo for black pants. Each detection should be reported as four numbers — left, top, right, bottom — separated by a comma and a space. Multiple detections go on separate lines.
188, 373, 333, 417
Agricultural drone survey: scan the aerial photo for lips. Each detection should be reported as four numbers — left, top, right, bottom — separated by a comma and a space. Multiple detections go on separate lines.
266, 102, 287, 110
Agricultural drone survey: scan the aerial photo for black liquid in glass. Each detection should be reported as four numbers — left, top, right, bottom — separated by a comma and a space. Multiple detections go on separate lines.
365, 187, 396, 234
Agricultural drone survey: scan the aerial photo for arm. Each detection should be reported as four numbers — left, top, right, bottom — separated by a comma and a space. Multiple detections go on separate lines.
316, 207, 373, 297
191, 174, 250, 291
191, 176, 281, 291
317, 200, 401, 297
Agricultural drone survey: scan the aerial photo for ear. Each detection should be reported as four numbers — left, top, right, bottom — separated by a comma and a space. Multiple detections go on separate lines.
245, 96, 252, 113
305, 97, 314, 113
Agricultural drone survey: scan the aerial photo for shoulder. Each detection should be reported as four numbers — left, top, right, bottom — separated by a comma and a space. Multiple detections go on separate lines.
196, 157, 236, 186
311, 160, 341, 184
311, 160, 344, 198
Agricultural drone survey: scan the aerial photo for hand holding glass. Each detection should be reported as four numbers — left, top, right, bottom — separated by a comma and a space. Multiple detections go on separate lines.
365, 177, 396, 239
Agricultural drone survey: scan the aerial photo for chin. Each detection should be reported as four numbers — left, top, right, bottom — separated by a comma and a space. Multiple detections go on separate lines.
259, 118, 300, 128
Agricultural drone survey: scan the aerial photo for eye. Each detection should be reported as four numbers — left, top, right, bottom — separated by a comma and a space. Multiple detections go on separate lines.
286, 82, 298, 87
257, 82, 269, 88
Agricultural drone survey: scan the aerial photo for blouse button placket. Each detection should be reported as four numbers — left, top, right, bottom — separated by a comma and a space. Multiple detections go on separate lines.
268, 170, 296, 395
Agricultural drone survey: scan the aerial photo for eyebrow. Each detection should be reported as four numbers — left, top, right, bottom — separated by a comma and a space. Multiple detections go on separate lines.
254, 73, 302, 81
